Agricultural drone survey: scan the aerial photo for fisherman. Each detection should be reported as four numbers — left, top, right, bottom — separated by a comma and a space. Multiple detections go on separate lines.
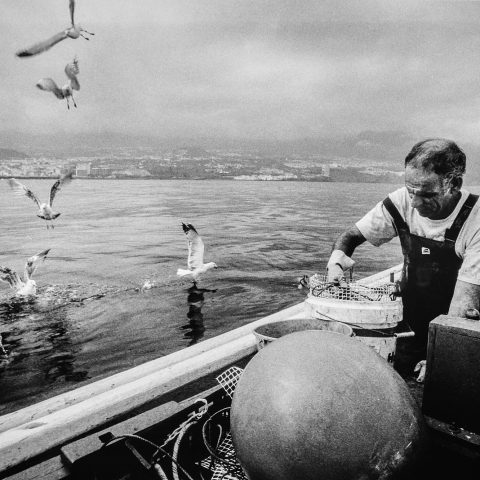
327, 138, 480, 377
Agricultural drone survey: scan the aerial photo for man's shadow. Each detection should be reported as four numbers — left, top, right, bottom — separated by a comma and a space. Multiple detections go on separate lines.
179, 283, 216, 345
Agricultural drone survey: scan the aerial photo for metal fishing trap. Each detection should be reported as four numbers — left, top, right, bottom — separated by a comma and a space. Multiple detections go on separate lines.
200, 407, 247, 480
308, 273, 399, 302
197, 366, 247, 480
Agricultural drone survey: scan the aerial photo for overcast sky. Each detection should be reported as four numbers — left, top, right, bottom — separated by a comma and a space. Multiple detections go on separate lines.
2, 0, 480, 143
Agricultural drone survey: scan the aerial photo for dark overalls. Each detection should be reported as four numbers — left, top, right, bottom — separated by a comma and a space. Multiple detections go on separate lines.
383, 194, 479, 361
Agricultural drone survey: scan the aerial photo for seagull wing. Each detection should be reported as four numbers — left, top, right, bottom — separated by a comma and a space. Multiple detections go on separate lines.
16, 30, 69, 57
0, 267, 22, 290
7, 178, 41, 207
69, 0, 76, 25
65, 57, 80, 90
36, 78, 64, 99
50, 170, 74, 206
24, 249, 50, 280
182, 223, 205, 269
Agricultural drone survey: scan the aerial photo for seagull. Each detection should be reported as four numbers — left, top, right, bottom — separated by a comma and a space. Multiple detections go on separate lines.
16, 0, 94, 58
36, 56, 80, 109
7, 171, 75, 229
177, 223, 218, 282
0, 249, 50, 296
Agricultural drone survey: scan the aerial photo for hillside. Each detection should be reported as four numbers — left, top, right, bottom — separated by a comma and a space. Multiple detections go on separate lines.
0, 148, 28, 160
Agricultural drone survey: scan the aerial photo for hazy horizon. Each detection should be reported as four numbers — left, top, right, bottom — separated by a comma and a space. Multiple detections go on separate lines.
3, 1, 480, 146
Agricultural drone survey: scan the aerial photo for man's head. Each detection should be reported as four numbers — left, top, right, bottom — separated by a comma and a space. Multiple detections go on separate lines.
404, 139, 465, 220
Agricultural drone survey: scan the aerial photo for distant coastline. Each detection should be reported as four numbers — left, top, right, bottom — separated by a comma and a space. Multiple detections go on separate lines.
0, 146, 404, 183
0, 175, 405, 184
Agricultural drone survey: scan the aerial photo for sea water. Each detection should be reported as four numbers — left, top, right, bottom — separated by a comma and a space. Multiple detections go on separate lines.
0, 179, 407, 413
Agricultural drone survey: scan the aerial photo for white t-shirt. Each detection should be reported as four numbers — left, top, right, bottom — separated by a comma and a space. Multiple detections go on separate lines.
356, 187, 480, 285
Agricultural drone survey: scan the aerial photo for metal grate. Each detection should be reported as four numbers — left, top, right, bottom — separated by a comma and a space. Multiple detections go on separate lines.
200, 432, 247, 480
216, 366, 244, 398
195, 367, 249, 480
309, 273, 398, 302
201, 407, 248, 480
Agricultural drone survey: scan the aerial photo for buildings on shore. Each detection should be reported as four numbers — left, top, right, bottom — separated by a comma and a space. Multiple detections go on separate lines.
0, 148, 404, 183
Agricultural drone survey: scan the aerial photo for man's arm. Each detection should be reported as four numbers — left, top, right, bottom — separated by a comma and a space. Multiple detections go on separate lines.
332, 225, 367, 256
448, 280, 480, 317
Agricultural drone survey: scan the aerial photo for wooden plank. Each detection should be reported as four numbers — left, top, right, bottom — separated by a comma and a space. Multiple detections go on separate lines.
2, 456, 68, 480
429, 315, 480, 338
61, 400, 180, 467
0, 334, 256, 472
0, 301, 304, 434
62, 386, 220, 467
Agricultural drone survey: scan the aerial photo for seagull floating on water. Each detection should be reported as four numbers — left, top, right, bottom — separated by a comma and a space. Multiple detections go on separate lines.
36, 56, 80, 109
0, 249, 50, 296
177, 223, 218, 282
140, 280, 155, 292
16, 0, 94, 58
7, 171, 74, 229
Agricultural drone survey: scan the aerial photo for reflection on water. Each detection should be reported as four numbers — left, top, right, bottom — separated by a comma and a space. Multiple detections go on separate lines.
179, 283, 217, 345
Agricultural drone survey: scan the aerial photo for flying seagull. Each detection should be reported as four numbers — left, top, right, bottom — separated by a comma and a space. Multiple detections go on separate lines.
177, 223, 218, 281
36, 56, 80, 109
7, 171, 75, 229
0, 249, 50, 296
16, 0, 94, 58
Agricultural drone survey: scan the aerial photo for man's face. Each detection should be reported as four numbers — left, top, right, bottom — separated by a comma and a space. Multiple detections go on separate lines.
405, 165, 457, 220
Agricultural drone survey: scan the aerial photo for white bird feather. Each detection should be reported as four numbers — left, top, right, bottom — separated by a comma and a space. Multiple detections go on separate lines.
36, 57, 80, 109
7, 171, 74, 229
16, 0, 94, 58
0, 249, 50, 296
177, 223, 218, 281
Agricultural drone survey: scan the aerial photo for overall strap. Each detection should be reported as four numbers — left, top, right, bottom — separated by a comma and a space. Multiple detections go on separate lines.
445, 194, 479, 244
382, 197, 409, 235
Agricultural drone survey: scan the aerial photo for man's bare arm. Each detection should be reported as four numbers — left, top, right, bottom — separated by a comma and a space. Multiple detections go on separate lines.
448, 280, 480, 317
332, 225, 367, 256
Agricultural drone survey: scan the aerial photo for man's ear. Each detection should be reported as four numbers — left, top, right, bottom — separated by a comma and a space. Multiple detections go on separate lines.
449, 176, 463, 192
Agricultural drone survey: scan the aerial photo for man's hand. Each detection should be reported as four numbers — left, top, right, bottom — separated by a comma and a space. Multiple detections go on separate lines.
414, 360, 426, 383
326, 263, 345, 285
326, 250, 355, 285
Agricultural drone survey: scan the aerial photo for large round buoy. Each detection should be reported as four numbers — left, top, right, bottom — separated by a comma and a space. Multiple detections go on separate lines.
230, 331, 426, 480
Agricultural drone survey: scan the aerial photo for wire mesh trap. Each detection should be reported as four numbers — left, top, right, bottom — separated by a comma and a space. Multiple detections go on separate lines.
308, 273, 399, 302
143, 365, 248, 480
195, 366, 247, 480
216, 366, 243, 399
200, 408, 247, 480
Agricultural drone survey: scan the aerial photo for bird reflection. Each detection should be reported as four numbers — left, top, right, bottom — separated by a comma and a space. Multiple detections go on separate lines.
179, 283, 216, 345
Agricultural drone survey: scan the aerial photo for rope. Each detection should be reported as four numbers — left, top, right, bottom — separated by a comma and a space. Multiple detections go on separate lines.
101, 433, 196, 480
152, 462, 169, 480
172, 421, 197, 480
201, 408, 239, 469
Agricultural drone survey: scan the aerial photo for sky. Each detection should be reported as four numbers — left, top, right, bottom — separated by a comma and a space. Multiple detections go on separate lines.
3, 0, 480, 144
